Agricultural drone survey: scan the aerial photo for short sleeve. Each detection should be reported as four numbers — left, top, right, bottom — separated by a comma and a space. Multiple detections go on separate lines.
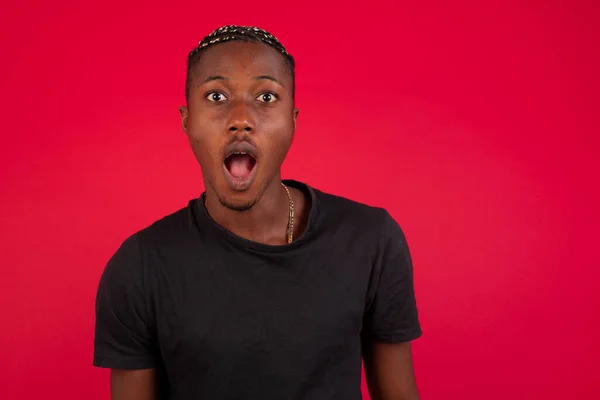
362, 210, 422, 343
93, 234, 157, 369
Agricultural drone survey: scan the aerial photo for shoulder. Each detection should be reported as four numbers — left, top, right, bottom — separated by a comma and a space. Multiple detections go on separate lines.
130, 200, 200, 249
310, 185, 410, 258
100, 201, 200, 287
312, 186, 398, 234
106, 200, 200, 266
138, 200, 196, 236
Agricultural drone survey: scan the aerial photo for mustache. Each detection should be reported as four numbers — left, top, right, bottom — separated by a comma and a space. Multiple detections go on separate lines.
226, 133, 257, 148
222, 134, 260, 160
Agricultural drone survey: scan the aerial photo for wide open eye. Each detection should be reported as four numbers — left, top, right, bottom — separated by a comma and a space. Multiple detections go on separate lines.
256, 92, 278, 103
206, 92, 228, 102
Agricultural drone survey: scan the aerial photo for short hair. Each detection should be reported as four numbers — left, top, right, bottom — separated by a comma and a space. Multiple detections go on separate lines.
185, 25, 296, 102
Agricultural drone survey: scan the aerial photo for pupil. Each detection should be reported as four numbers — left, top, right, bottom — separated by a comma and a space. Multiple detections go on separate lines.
212, 93, 221, 101
263, 94, 271, 102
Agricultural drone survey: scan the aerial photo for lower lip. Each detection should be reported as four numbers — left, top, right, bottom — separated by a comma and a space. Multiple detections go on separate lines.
222, 162, 258, 192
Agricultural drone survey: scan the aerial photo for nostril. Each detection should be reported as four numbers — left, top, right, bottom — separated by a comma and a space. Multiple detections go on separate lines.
228, 124, 253, 132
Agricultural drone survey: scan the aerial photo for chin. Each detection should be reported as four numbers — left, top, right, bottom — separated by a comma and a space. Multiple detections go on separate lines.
212, 181, 262, 212
217, 194, 258, 212
207, 151, 272, 211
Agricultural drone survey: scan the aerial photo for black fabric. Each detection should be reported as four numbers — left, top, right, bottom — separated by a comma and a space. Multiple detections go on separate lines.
93, 180, 421, 399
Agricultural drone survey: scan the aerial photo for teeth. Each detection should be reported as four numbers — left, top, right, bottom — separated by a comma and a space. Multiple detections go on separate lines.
227, 151, 255, 159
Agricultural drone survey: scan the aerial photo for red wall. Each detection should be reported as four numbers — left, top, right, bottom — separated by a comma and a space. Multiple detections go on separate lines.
1, 1, 598, 399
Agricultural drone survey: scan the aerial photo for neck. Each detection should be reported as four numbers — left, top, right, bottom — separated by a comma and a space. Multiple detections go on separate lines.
204, 177, 291, 245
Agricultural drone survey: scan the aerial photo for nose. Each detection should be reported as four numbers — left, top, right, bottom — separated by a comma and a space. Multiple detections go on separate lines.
227, 101, 256, 134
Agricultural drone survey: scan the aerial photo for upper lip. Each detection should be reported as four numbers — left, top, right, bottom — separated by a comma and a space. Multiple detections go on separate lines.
223, 141, 258, 161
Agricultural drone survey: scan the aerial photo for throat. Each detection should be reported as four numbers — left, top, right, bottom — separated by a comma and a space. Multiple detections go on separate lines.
204, 183, 305, 245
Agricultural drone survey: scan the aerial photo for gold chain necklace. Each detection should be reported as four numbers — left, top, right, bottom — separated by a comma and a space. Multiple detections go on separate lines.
281, 183, 294, 243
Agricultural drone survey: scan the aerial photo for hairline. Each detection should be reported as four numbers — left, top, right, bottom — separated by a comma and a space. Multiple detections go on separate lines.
185, 38, 295, 103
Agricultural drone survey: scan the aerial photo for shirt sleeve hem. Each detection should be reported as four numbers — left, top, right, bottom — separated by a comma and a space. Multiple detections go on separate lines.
368, 327, 423, 343
93, 355, 156, 370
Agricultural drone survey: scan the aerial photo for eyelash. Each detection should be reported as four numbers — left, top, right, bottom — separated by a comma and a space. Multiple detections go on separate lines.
204, 91, 279, 103
257, 92, 279, 104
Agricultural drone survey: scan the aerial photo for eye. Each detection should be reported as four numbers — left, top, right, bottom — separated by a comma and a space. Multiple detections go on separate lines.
256, 92, 278, 103
206, 92, 227, 102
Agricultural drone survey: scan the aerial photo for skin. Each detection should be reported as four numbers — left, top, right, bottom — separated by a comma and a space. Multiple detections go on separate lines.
181, 40, 305, 245
110, 369, 157, 400
364, 342, 420, 400
110, 40, 419, 399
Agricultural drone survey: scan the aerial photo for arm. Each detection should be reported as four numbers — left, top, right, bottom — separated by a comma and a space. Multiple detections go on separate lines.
363, 341, 419, 400
111, 369, 157, 400
93, 234, 159, 398
362, 210, 422, 400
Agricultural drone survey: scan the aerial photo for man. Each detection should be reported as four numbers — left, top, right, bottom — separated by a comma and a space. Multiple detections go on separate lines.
93, 25, 422, 399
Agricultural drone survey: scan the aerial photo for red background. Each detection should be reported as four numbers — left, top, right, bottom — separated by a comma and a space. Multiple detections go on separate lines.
1, 1, 599, 399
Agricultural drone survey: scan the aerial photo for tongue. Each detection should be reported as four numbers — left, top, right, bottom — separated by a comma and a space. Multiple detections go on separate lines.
228, 154, 253, 178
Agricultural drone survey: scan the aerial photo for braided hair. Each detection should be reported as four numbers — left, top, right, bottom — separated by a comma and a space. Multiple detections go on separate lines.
185, 25, 295, 102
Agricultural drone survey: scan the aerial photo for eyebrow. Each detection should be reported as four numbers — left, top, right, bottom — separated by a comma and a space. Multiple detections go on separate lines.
202, 75, 228, 84
255, 75, 282, 85
200, 74, 283, 86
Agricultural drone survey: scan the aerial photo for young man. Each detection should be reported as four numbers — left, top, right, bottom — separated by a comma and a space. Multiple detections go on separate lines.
93, 25, 422, 399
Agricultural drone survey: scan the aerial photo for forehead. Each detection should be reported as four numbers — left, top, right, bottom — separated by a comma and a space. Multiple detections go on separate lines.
194, 41, 290, 82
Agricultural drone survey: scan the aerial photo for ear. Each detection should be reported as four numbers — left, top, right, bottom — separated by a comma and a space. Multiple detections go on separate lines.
179, 106, 189, 134
293, 108, 299, 131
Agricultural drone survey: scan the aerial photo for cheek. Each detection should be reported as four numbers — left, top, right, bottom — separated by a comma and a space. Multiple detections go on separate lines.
187, 121, 223, 169
260, 119, 294, 164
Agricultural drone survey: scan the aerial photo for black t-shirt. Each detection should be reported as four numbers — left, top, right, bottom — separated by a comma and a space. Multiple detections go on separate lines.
93, 180, 422, 399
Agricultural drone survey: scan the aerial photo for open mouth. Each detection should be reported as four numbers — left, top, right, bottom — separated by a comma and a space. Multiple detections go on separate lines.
222, 142, 259, 191
224, 152, 257, 180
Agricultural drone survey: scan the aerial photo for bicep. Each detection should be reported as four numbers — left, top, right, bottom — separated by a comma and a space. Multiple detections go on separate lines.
363, 341, 419, 400
363, 210, 422, 344
362, 212, 422, 399
111, 368, 157, 400
94, 234, 157, 370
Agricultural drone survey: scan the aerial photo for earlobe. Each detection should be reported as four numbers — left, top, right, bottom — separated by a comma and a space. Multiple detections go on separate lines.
179, 106, 188, 133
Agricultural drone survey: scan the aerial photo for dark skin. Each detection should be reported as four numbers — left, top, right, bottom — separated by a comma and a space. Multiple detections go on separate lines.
110, 40, 419, 400
364, 342, 420, 400
182, 40, 305, 246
